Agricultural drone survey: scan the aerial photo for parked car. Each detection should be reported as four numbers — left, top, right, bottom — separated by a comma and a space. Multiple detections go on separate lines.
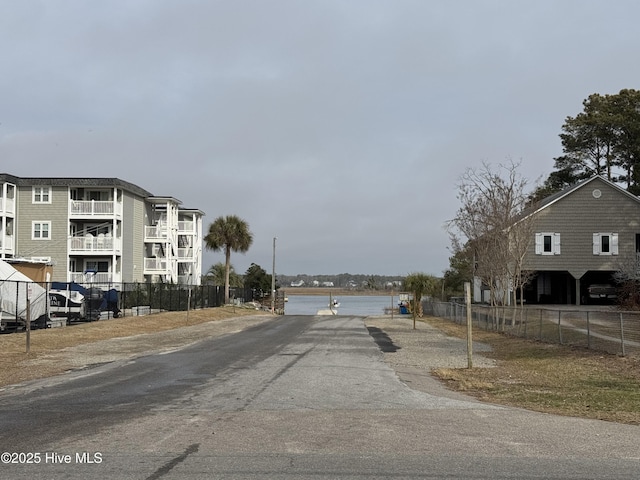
587, 283, 617, 300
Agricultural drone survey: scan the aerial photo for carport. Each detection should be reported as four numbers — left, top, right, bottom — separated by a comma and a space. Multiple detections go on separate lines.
523, 270, 618, 306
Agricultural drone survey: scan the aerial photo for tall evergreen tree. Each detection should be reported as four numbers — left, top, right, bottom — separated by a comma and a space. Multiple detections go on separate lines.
556, 93, 616, 182
244, 263, 273, 294
538, 89, 640, 198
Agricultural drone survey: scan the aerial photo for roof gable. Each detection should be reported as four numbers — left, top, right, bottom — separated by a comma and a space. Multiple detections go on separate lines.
530, 175, 640, 216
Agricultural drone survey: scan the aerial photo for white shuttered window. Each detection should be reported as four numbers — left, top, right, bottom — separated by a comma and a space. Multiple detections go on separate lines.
593, 233, 618, 255
535, 233, 561, 255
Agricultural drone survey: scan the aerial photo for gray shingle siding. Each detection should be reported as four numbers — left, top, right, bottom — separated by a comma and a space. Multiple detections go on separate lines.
525, 177, 640, 278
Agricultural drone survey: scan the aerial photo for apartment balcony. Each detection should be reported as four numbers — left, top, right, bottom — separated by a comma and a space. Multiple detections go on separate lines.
177, 247, 194, 261
145, 225, 168, 242
0, 197, 15, 215
178, 220, 195, 233
68, 271, 121, 286
69, 234, 122, 254
144, 257, 168, 273
0, 234, 14, 254
69, 200, 123, 219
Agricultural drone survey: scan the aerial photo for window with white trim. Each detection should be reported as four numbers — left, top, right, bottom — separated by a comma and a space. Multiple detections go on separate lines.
535, 232, 561, 255
32, 221, 51, 240
593, 233, 618, 255
32, 186, 51, 203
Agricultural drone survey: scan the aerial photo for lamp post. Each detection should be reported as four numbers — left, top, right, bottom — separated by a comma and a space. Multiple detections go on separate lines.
271, 237, 276, 314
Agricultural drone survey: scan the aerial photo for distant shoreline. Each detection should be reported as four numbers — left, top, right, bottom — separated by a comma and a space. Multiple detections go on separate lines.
281, 287, 403, 296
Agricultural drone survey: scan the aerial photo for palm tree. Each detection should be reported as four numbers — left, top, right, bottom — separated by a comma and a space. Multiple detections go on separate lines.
205, 262, 243, 288
204, 215, 253, 304
404, 272, 437, 329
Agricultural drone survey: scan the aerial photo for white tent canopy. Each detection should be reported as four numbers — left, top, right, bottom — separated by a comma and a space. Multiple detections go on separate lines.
0, 259, 48, 323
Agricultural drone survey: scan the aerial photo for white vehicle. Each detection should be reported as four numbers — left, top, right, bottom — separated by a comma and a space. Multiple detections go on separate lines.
0, 260, 49, 332
49, 288, 86, 320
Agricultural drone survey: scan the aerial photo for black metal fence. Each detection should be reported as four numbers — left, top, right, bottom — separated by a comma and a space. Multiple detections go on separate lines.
0, 279, 261, 332
424, 300, 640, 357
117, 283, 258, 313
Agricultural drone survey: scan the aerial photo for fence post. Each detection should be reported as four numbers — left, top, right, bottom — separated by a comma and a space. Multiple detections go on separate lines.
25, 282, 31, 354
465, 282, 473, 369
586, 311, 591, 350
620, 313, 626, 357
539, 309, 542, 341
558, 310, 563, 345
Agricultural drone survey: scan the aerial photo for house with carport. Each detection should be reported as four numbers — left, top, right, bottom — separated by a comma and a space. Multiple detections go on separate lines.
513, 176, 640, 305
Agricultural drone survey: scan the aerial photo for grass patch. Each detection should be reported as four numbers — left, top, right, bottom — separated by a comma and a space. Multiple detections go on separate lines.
424, 316, 640, 425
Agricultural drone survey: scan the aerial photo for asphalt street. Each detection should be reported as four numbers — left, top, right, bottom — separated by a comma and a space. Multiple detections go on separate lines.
0, 315, 639, 479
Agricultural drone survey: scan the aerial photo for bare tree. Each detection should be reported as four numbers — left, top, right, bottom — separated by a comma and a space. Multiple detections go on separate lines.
613, 257, 640, 310
448, 160, 536, 330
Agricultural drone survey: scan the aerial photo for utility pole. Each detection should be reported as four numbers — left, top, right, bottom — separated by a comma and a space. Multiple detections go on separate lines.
271, 237, 277, 314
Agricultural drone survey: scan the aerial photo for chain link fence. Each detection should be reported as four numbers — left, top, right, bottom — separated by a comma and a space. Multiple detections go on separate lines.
424, 300, 640, 357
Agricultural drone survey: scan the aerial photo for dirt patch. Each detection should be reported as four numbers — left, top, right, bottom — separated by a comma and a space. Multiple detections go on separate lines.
0, 306, 271, 388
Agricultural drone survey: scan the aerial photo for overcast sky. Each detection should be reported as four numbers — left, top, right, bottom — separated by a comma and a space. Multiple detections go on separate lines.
2, 1, 639, 277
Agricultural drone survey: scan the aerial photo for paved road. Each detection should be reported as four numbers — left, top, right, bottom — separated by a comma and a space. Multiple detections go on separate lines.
0, 315, 639, 479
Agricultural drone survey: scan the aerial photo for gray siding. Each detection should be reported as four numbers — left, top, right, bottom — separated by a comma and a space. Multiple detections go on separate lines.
121, 193, 146, 283
524, 177, 640, 278
15, 185, 69, 281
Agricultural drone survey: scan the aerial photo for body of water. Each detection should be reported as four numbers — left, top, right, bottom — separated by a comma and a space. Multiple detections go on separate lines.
284, 294, 400, 316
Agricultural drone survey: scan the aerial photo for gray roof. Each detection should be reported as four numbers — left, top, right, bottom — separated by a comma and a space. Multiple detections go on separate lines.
0, 173, 153, 198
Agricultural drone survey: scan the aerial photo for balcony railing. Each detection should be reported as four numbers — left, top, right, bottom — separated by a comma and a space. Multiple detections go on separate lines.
68, 271, 120, 284
145, 225, 168, 241
69, 235, 121, 253
0, 197, 15, 215
177, 247, 193, 259
0, 234, 14, 252
70, 200, 122, 217
178, 220, 195, 233
144, 258, 168, 272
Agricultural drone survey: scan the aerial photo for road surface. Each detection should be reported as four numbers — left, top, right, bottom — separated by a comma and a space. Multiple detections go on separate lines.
0, 315, 639, 479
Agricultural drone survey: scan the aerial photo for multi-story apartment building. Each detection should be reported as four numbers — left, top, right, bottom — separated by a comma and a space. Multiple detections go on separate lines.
0, 173, 203, 288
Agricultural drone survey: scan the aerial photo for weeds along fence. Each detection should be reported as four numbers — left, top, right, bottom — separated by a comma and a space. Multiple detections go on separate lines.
424, 300, 640, 357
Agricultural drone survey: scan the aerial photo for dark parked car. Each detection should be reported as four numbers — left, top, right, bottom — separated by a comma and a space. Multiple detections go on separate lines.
588, 283, 617, 300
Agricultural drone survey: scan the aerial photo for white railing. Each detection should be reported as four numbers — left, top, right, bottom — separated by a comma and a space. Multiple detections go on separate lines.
70, 200, 122, 217
177, 247, 193, 259
68, 272, 119, 284
0, 197, 15, 215
69, 235, 121, 253
145, 225, 168, 241
0, 235, 14, 251
178, 220, 195, 233
144, 258, 168, 271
